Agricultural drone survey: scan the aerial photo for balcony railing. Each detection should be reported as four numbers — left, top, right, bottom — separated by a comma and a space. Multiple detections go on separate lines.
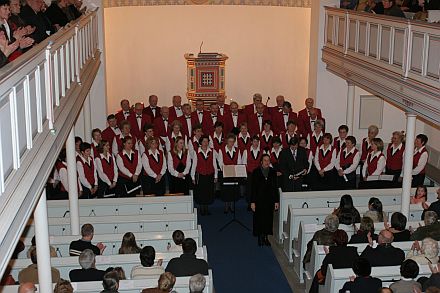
0, 9, 99, 196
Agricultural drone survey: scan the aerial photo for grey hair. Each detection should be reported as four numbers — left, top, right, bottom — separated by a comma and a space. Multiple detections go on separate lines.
189, 274, 206, 293
79, 249, 95, 269
422, 237, 439, 259
324, 214, 339, 233
424, 211, 438, 226
253, 93, 262, 101
368, 125, 379, 134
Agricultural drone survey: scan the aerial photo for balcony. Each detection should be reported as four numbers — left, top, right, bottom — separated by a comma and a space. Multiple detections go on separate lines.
322, 7, 440, 124
0, 10, 101, 276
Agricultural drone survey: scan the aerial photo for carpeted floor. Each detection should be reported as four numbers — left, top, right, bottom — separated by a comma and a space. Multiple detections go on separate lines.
198, 198, 293, 293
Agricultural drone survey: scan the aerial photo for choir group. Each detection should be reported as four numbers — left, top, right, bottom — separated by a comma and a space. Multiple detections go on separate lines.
47, 93, 430, 213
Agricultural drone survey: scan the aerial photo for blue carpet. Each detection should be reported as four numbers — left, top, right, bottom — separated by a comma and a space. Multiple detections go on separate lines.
198, 199, 292, 293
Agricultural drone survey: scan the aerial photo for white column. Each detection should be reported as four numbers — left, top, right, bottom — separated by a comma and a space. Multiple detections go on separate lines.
66, 127, 80, 235
346, 82, 355, 130
83, 94, 92, 142
401, 113, 417, 218
34, 190, 53, 293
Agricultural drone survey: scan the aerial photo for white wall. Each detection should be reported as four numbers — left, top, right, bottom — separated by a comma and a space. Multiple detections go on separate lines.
103, 5, 311, 114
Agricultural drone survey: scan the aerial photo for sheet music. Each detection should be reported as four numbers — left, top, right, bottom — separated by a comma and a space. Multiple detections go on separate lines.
223, 164, 247, 178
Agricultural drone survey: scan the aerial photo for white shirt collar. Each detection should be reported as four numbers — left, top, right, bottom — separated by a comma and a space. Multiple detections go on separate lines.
391, 143, 403, 152
271, 147, 282, 155
171, 132, 182, 139
370, 151, 382, 159
148, 149, 159, 156
198, 147, 212, 154
312, 131, 323, 139
122, 149, 134, 156
213, 132, 223, 140
225, 146, 236, 156
415, 145, 426, 153
343, 147, 356, 156
100, 153, 111, 160
79, 155, 92, 164
262, 130, 273, 138
239, 132, 250, 140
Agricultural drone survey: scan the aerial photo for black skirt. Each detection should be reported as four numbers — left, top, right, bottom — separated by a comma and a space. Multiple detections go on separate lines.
169, 175, 190, 194
194, 173, 215, 205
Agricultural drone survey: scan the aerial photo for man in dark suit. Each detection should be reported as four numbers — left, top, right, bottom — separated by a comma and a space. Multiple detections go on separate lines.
20, 0, 53, 43
69, 249, 106, 282
216, 95, 230, 116
247, 103, 270, 137
202, 103, 223, 135
360, 229, 405, 266
339, 258, 382, 293
115, 99, 133, 125
244, 93, 263, 117
165, 238, 208, 277
178, 103, 192, 137
297, 98, 323, 136
273, 101, 298, 135
168, 95, 183, 123
279, 137, 309, 191
223, 101, 246, 135
128, 102, 151, 140
143, 95, 160, 120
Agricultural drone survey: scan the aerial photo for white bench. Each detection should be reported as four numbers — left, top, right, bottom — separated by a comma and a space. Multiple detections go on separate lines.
0, 269, 214, 293
283, 203, 424, 263
47, 195, 194, 218
275, 187, 438, 243
292, 220, 424, 284
22, 212, 198, 237
322, 264, 431, 293
8, 246, 208, 281
18, 226, 203, 258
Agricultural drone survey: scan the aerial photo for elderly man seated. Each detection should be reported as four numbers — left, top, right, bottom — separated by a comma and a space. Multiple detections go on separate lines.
360, 229, 405, 266
69, 249, 106, 282
69, 223, 106, 256
411, 211, 440, 241
18, 247, 60, 284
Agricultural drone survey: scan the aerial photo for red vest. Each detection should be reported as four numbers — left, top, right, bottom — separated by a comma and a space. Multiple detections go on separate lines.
191, 138, 201, 153
333, 137, 346, 153
221, 147, 239, 165
145, 150, 164, 176
77, 157, 96, 185
386, 144, 405, 171
115, 134, 135, 154
366, 152, 384, 176
361, 138, 372, 161
260, 131, 273, 151
99, 155, 115, 182
171, 151, 188, 171
413, 148, 428, 174
55, 161, 67, 192
196, 150, 215, 175
339, 148, 359, 171
212, 134, 224, 152
317, 147, 333, 169
246, 147, 262, 173
270, 149, 282, 166
237, 135, 251, 153
309, 133, 323, 155
91, 143, 99, 159
281, 132, 298, 148
118, 150, 139, 179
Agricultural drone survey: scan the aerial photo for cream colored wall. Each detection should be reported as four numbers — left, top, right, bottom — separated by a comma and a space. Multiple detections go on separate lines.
103, 5, 311, 114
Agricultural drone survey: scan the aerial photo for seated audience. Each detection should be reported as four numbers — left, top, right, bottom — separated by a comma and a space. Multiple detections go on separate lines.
69, 223, 106, 256
303, 214, 339, 267
360, 229, 405, 266
364, 197, 386, 223
101, 270, 119, 293
131, 246, 164, 279
350, 216, 378, 244
189, 274, 206, 293
387, 212, 411, 242
45, 0, 69, 29
69, 249, 106, 282
411, 185, 428, 205
406, 237, 439, 265
165, 238, 209, 277
389, 259, 422, 293
112, 267, 126, 280
333, 194, 361, 225
27, 236, 57, 258
54, 279, 74, 293
18, 283, 36, 293
339, 257, 382, 293
118, 232, 141, 254
411, 211, 440, 241
141, 272, 176, 293
420, 263, 440, 291
18, 247, 61, 284
20, 0, 55, 43
309, 230, 358, 293
422, 188, 440, 220
383, 0, 405, 17
168, 230, 184, 252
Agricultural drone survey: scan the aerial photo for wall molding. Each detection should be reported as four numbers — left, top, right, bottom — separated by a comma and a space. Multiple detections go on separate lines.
103, 0, 311, 8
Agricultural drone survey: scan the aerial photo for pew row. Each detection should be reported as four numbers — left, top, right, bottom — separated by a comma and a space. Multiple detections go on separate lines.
0, 269, 214, 293
22, 212, 198, 237
46, 195, 194, 218
18, 226, 203, 258
8, 246, 208, 281
282, 203, 424, 263
275, 187, 438, 243
292, 220, 424, 283
322, 264, 431, 293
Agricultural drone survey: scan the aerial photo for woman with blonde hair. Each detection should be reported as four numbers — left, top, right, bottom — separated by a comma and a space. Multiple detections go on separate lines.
118, 232, 141, 254
167, 136, 191, 194
141, 136, 167, 196
360, 138, 386, 189
141, 272, 176, 293
406, 237, 439, 265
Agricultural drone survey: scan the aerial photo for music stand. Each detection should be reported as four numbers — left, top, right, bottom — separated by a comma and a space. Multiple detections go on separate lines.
219, 165, 250, 232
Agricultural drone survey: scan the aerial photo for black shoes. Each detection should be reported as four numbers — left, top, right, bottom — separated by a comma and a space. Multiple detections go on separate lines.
264, 236, 271, 246
258, 235, 271, 247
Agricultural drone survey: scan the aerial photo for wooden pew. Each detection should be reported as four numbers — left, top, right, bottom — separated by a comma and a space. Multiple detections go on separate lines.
283, 203, 424, 263
0, 269, 214, 293
22, 212, 198, 237
18, 226, 203, 258
275, 187, 438, 243
292, 220, 424, 284
322, 264, 432, 293
8, 246, 208, 281
46, 195, 194, 217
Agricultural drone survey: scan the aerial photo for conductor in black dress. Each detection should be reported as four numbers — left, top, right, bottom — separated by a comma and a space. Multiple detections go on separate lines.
279, 137, 310, 192
251, 154, 280, 246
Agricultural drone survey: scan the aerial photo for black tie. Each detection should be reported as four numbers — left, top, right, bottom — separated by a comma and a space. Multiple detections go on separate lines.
137, 115, 142, 119
124, 111, 129, 115
233, 114, 238, 116
186, 116, 191, 120
284, 113, 288, 116
258, 114, 263, 117
163, 118, 168, 122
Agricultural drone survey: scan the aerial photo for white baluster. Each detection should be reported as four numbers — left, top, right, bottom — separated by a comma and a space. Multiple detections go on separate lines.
24, 75, 33, 149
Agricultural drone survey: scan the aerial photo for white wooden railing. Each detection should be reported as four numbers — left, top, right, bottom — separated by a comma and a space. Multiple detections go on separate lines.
0, 9, 99, 196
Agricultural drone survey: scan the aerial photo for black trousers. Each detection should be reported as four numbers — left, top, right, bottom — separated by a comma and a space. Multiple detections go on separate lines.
412, 173, 426, 187
141, 174, 166, 196
117, 176, 141, 197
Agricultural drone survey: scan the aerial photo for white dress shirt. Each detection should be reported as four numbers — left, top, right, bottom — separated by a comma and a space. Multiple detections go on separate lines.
142, 149, 166, 178
76, 155, 97, 189
116, 149, 142, 178
190, 148, 218, 180
95, 153, 118, 186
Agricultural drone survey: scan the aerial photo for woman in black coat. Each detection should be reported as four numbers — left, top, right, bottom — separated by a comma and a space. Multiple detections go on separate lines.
251, 154, 280, 246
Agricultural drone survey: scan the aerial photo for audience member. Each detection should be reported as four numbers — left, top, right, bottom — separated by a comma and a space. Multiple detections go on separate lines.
383, 0, 406, 17
364, 197, 385, 223
378, 288, 393, 293
389, 259, 422, 293
69, 223, 106, 256
406, 237, 439, 265
168, 230, 184, 252
422, 188, 440, 220
101, 270, 119, 293
18, 247, 61, 284
420, 263, 440, 291
54, 279, 74, 293
27, 236, 57, 258
20, 0, 54, 43
411, 185, 428, 205
17, 282, 36, 293
189, 274, 206, 293
350, 216, 378, 244
165, 238, 209, 277
112, 267, 126, 280
141, 272, 176, 293
339, 257, 382, 293
118, 232, 141, 254
69, 249, 106, 282
333, 194, 361, 225
131, 246, 164, 279
45, 0, 69, 28
360, 229, 405, 266
388, 212, 411, 242
411, 211, 440, 241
